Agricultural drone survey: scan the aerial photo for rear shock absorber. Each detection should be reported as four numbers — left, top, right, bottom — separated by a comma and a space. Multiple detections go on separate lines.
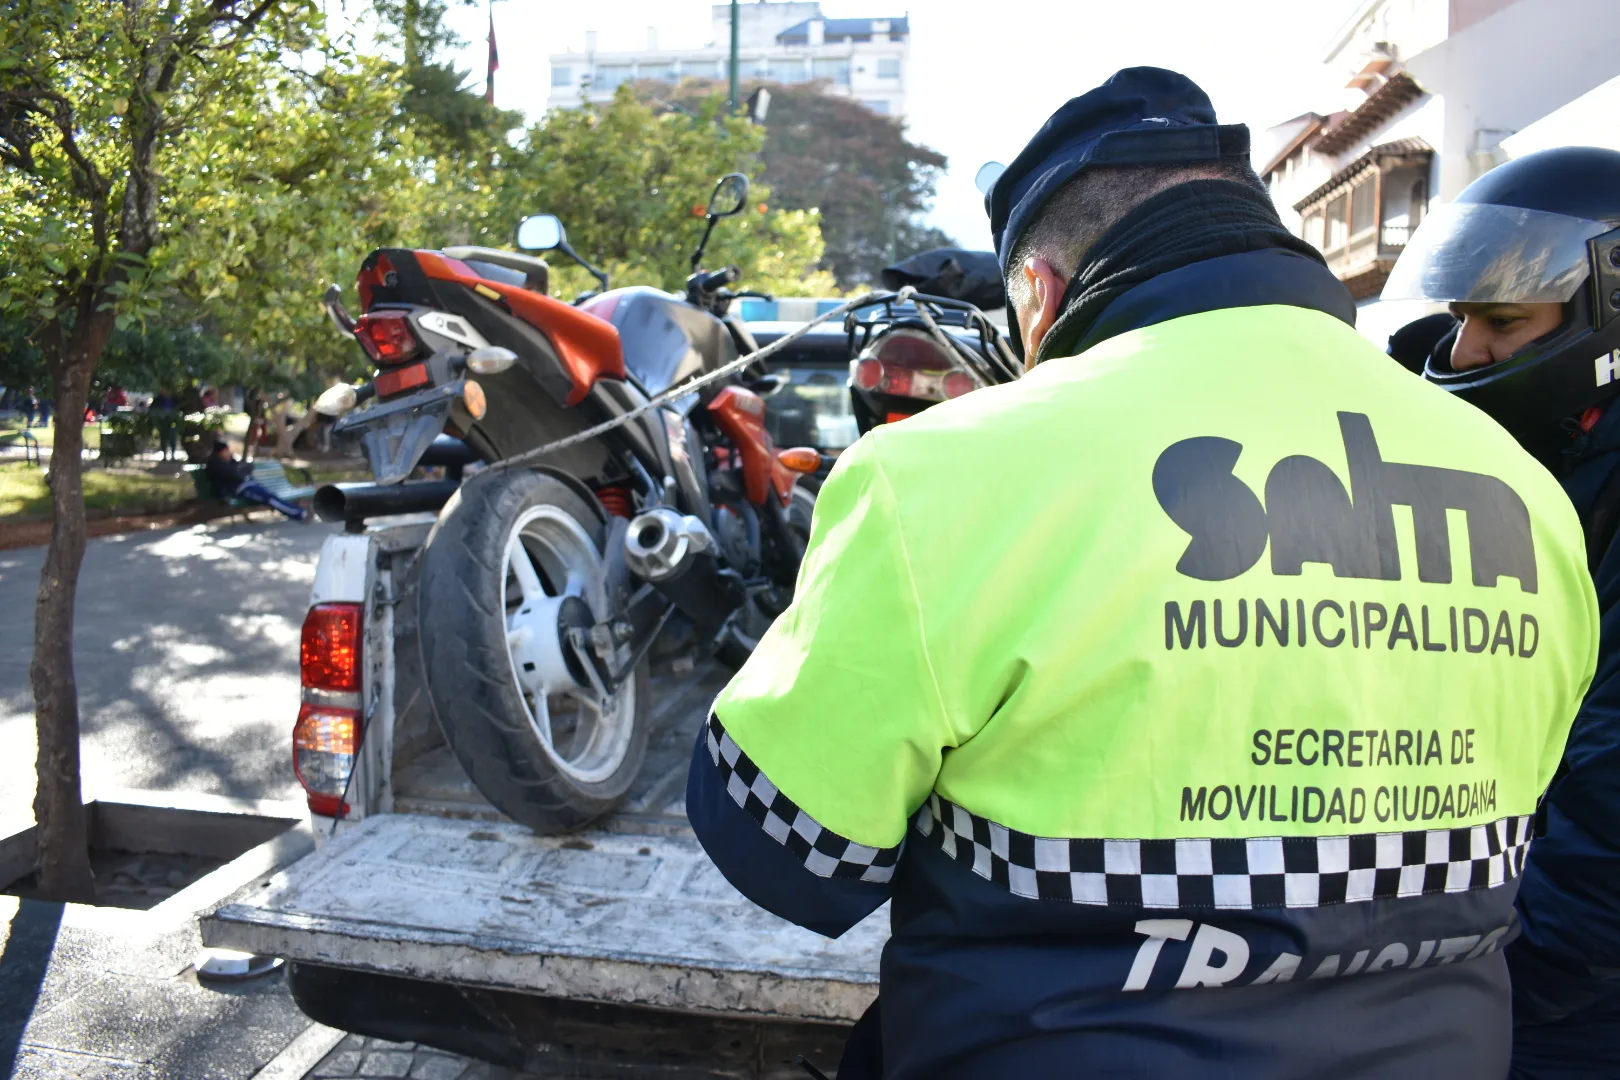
596, 484, 633, 519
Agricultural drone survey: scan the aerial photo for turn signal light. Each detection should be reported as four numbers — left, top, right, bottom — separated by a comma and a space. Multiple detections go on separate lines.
466, 346, 517, 375
354, 310, 421, 364
314, 383, 358, 417
293, 702, 358, 819
301, 603, 362, 692
462, 379, 488, 421
777, 447, 823, 473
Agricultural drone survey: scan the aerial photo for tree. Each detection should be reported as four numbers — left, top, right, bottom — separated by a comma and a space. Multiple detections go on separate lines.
657, 79, 953, 288
491, 87, 835, 300
0, 0, 395, 901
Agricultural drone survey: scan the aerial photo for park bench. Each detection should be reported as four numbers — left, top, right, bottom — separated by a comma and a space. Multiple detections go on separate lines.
184, 460, 316, 512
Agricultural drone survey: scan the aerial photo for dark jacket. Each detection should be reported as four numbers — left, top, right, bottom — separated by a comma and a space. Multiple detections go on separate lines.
690, 249, 1550, 1078
205, 454, 251, 497
1509, 406, 1620, 1077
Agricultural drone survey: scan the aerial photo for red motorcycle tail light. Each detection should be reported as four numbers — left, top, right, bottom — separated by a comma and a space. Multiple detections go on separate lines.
355, 311, 421, 364
854, 329, 978, 404
301, 603, 363, 692
854, 358, 883, 390
944, 371, 977, 399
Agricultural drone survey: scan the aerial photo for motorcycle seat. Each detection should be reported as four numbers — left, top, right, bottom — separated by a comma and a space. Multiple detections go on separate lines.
443, 246, 551, 294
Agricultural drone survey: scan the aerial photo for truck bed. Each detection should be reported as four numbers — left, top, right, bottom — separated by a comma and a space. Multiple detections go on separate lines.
200, 663, 884, 1027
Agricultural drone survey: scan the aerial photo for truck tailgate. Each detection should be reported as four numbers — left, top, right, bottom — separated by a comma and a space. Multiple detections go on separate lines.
201, 810, 883, 1025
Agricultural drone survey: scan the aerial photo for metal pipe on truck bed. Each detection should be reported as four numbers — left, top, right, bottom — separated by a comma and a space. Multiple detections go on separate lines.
315, 480, 460, 529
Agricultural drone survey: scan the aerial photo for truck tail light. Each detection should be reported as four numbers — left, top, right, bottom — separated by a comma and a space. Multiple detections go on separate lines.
301, 603, 362, 692
354, 310, 421, 365
294, 702, 358, 819
297, 602, 363, 817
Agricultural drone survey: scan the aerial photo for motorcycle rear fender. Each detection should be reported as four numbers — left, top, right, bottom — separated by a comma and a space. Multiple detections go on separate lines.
707, 386, 796, 507
413, 250, 626, 406
331, 381, 465, 485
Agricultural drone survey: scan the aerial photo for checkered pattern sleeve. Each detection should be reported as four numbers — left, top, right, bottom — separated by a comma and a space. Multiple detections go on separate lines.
706, 713, 902, 883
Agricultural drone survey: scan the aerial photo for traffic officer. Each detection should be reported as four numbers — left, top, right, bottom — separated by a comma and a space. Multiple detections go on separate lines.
687, 68, 1600, 1078
1382, 146, 1620, 1078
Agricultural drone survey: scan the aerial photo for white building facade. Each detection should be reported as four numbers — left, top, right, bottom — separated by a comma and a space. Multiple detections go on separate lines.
1259, 0, 1620, 345
546, 3, 910, 118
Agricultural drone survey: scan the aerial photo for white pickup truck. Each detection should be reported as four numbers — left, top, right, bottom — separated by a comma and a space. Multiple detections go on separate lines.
201, 512, 883, 1077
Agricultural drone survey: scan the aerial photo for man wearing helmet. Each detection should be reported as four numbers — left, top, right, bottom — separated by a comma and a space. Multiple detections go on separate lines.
1386, 145, 1620, 1077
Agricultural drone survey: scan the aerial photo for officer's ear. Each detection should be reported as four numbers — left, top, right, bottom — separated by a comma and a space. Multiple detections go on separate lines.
1020, 256, 1068, 367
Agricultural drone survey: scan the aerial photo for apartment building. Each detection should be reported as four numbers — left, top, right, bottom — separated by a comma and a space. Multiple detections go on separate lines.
1258, 0, 1620, 343
546, 2, 910, 118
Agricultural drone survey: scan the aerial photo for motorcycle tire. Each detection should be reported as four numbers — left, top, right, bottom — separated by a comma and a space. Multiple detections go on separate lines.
713, 484, 818, 671
418, 469, 650, 834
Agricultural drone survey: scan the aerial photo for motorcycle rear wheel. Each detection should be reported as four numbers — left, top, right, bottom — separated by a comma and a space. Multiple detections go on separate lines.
418, 470, 650, 833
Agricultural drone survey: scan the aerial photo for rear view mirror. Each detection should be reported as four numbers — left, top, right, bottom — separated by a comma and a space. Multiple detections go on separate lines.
516, 214, 565, 251
706, 174, 749, 218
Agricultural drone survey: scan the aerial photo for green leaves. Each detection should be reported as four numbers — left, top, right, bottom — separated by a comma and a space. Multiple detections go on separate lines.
1, 0, 838, 406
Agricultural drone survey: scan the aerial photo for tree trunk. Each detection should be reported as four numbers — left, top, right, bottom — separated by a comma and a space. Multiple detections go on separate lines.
279, 404, 317, 458
29, 313, 111, 903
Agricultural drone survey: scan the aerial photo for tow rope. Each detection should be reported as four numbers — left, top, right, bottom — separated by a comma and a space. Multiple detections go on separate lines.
487, 291, 876, 473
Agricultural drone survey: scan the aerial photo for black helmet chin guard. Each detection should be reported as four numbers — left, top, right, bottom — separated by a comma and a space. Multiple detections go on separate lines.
1422, 264, 1620, 459
1382, 147, 1620, 461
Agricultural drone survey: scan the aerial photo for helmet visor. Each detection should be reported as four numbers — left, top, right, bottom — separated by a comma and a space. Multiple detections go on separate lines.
1382, 201, 1607, 304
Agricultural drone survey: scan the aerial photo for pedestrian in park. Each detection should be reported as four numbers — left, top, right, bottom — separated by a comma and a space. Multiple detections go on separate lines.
203, 439, 309, 521
687, 68, 1600, 1078
151, 389, 179, 462
22, 386, 37, 428
1384, 145, 1620, 1079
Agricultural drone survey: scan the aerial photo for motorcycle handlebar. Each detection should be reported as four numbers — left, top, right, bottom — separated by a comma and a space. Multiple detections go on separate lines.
698, 266, 740, 292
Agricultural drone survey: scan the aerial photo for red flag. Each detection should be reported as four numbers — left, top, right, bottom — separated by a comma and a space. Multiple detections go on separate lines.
486, 10, 499, 105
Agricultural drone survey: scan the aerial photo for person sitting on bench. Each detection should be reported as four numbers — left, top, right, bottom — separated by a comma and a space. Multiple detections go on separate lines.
204, 440, 309, 521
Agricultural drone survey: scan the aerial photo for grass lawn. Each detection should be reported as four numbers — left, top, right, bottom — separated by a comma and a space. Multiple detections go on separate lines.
0, 462, 193, 520
0, 419, 101, 452
304, 464, 371, 486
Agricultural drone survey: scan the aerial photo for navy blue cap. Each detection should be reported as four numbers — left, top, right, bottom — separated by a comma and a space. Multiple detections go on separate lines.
987, 67, 1251, 273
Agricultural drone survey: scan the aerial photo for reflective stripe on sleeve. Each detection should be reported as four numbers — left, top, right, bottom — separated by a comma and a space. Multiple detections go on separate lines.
707, 712, 903, 882
914, 793, 1532, 908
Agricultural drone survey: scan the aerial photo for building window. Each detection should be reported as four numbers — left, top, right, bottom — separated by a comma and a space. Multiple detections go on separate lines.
551, 65, 573, 87
1303, 210, 1325, 251
812, 58, 851, 85
1350, 177, 1376, 236
683, 60, 721, 80
638, 63, 674, 82
771, 60, 808, 84
1410, 178, 1427, 228
863, 99, 889, 115
1326, 194, 1349, 252
592, 64, 632, 90
877, 57, 901, 79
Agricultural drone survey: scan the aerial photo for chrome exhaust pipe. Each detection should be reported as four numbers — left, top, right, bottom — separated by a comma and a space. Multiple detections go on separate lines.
624, 509, 736, 632
624, 508, 715, 582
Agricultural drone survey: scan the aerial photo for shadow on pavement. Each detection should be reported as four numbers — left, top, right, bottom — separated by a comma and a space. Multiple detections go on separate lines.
0, 519, 338, 819
0, 900, 63, 1077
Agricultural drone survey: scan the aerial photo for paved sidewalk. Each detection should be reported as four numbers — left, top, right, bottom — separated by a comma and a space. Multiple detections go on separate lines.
0, 518, 336, 825
305, 1036, 512, 1080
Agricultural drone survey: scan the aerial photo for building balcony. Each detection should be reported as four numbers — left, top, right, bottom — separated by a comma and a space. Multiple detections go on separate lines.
1295, 138, 1432, 302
